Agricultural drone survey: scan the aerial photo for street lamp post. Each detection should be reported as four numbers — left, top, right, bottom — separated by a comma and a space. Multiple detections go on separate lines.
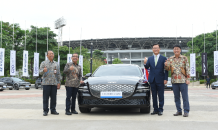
90, 39, 93, 73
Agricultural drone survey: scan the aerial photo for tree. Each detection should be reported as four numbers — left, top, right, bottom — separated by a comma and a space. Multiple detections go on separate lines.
186, 30, 218, 79
93, 49, 105, 60
112, 58, 123, 64
0, 21, 25, 76
26, 26, 58, 79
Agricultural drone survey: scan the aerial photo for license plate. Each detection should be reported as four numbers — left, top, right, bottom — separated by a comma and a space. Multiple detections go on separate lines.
100, 92, 122, 98
26, 86, 29, 87
214, 85, 218, 86
167, 86, 172, 87
3, 86, 6, 88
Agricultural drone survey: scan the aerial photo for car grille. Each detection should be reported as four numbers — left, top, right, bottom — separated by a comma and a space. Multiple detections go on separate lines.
89, 84, 135, 101
81, 98, 147, 105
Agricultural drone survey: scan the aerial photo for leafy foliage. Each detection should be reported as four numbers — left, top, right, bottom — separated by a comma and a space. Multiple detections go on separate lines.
186, 30, 218, 79
112, 58, 123, 64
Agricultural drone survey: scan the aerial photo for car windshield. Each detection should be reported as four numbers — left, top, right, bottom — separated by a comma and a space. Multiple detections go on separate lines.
11, 78, 24, 82
93, 65, 142, 77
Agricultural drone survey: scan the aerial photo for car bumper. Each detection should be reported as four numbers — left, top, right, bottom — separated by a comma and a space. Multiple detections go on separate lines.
165, 84, 172, 89
78, 90, 150, 108
19, 85, 31, 89
212, 85, 218, 88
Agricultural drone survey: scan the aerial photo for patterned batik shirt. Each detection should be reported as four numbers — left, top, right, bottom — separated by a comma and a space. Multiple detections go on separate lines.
39, 60, 61, 85
63, 62, 82, 88
164, 55, 190, 83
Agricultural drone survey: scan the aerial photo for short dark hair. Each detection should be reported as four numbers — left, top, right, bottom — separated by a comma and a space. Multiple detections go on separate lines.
173, 44, 181, 49
152, 43, 160, 48
72, 53, 79, 58
47, 50, 54, 55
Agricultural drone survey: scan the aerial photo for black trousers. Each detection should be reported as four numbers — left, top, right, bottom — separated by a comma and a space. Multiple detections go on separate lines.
43, 85, 57, 113
65, 86, 78, 112
206, 83, 210, 88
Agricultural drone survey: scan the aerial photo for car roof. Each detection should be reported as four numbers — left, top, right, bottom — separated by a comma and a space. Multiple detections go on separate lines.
100, 64, 140, 67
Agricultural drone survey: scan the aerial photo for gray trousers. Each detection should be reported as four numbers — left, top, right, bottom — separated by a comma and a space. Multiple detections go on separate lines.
172, 83, 190, 113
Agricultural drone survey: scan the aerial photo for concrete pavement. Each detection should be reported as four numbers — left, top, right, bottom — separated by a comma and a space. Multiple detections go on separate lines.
0, 85, 218, 130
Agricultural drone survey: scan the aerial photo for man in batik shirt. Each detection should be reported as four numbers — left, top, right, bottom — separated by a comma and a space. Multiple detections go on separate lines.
164, 45, 190, 117
63, 53, 84, 115
39, 50, 61, 116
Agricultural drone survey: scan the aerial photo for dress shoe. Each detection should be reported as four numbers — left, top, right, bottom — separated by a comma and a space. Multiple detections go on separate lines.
71, 110, 78, 114
51, 111, 59, 115
43, 112, 48, 116
183, 113, 189, 117
173, 112, 182, 116
158, 112, 163, 116
65, 111, 72, 115
151, 111, 158, 115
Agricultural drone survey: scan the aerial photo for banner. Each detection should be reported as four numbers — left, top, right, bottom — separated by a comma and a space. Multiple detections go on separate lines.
79, 55, 83, 77
0, 48, 5, 76
214, 51, 218, 75
67, 54, 72, 63
10, 50, 16, 76
33, 53, 39, 77
201, 53, 208, 76
58, 55, 60, 66
45, 52, 48, 61
190, 53, 196, 77
22, 51, 28, 77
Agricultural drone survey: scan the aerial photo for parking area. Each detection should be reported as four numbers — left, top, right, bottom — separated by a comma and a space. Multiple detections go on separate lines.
0, 85, 218, 130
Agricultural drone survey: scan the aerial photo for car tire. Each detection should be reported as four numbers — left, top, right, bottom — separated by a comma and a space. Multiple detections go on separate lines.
25, 88, 30, 90
14, 84, 19, 90
212, 88, 216, 89
140, 106, 150, 113
9, 88, 13, 90
79, 107, 91, 113
0, 90, 3, 91
35, 84, 38, 89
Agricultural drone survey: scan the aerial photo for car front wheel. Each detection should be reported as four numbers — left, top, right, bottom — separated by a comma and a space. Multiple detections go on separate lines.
79, 107, 91, 113
35, 84, 38, 89
140, 106, 150, 113
14, 84, 19, 90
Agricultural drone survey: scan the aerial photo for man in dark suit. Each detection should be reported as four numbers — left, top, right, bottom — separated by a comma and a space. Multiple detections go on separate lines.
144, 43, 168, 116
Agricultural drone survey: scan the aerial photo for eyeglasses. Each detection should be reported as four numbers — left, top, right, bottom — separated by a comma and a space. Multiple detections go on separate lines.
152, 47, 159, 50
173, 48, 181, 51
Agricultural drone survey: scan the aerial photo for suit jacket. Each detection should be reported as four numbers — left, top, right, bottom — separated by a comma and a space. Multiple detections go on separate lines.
144, 55, 168, 84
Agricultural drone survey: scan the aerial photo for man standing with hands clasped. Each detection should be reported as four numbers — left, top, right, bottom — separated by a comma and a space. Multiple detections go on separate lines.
63, 53, 84, 115
144, 43, 168, 116
39, 50, 61, 116
164, 45, 190, 117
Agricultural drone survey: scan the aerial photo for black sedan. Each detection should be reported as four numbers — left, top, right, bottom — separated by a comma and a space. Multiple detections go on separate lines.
0, 77, 31, 90
0, 81, 7, 91
78, 64, 151, 113
35, 77, 42, 89
211, 80, 218, 89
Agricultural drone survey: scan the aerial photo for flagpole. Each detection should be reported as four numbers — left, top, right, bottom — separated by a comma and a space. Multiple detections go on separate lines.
12, 19, 14, 78
216, 20, 217, 51
1, 17, 2, 48
25, 21, 26, 50
192, 24, 193, 53
47, 24, 48, 51
36, 24, 37, 53
69, 27, 70, 54
80, 28, 82, 55
176, 26, 177, 44
204, 23, 205, 53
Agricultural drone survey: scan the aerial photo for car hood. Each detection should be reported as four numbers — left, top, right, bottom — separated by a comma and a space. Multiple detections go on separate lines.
16, 81, 30, 84
87, 76, 142, 85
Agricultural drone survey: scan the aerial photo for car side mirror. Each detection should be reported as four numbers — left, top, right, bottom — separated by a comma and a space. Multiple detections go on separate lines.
85, 73, 92, 77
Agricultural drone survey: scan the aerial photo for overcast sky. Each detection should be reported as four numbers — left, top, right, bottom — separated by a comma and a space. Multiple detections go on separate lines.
1, 0, 218, 41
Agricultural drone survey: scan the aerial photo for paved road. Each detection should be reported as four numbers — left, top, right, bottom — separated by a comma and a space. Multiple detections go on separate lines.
0, 85, 218, 130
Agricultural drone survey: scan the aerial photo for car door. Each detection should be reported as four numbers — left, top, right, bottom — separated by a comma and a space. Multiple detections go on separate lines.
5, 78, 13, 87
